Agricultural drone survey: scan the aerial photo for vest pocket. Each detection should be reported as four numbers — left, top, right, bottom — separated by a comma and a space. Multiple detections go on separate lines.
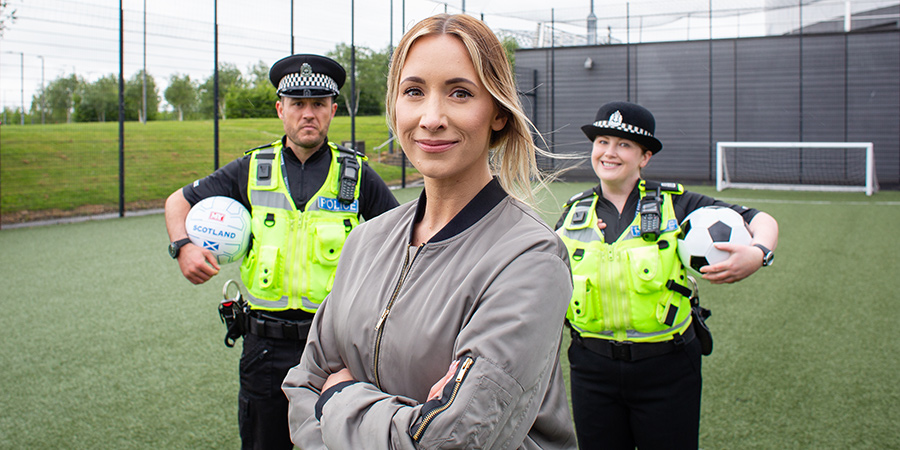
569, 275, 603, 330
256, 245, 282, 289
626, 245, 666, 294
312, 222, 346, 266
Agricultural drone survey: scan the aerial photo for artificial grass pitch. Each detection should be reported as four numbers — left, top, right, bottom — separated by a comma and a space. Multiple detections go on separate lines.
1, 185, 898, 448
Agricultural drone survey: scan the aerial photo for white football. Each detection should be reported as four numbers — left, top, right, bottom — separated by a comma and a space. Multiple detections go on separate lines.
676, 206, 752, 277
185, 196, 251, 265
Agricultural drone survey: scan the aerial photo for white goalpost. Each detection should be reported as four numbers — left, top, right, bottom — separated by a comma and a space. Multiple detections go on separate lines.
716, 141, 878, 196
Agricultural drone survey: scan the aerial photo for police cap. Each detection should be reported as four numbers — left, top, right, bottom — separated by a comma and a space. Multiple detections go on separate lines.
269, 54, 346, 98
581, 101, 663, 153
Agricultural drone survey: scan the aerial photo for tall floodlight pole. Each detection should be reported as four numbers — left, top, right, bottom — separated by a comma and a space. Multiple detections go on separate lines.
214, 0, 220, 170
142, 0, 147, 124
400, 0, 407, 188
37, 55, 45, 124
118, 0, 125, 217
388, 0, 394, 156
550, 8, 555, 153
291, 0, 295, 53
18, 52, 24, 125
351, 0, 356, 151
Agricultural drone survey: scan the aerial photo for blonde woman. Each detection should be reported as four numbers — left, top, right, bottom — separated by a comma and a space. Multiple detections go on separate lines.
283, 13, 576, 449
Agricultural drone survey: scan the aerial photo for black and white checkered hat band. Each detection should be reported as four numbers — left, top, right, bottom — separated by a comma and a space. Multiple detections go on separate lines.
591, 120, 654, 138
277, 72, 339, 95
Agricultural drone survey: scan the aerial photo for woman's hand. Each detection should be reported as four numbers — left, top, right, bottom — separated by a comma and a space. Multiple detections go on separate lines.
700, 243, 762, 284
322, 368, 355, 392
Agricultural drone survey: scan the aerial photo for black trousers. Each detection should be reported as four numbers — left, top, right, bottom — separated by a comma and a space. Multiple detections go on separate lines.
568, 337, 703, 450
238, 333, 306, 450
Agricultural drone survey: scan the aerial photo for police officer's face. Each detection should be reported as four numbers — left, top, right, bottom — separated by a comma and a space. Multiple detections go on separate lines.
591, 135, 652, 186
277, 96, 338, 153
394, 34, 507, 185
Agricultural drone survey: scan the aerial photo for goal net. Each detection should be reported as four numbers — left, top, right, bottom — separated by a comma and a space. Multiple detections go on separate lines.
716, 142, 878, 196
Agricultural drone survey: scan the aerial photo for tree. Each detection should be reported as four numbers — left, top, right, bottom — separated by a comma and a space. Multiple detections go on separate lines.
42, 74, 80, 123
327, 44, 389, 116
125, 70, 160, 122
164, 74, 197, 121
501, 36, 519, 70
74, 75, 118, 122
199, 63, 243, 120
0, 1, 16, 37
225, 61, 277, 119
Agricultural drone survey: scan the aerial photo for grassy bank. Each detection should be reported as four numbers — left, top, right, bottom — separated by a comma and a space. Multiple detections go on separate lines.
0, 116, 413, 222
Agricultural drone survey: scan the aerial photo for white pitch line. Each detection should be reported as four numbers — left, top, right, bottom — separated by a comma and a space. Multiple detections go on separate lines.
714, 198, 900, 206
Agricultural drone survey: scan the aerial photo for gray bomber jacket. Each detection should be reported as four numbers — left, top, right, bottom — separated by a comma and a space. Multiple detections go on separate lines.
283, 179, 577, 449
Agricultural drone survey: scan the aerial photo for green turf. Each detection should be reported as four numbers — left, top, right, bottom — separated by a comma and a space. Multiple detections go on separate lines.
1, 185, 898, 448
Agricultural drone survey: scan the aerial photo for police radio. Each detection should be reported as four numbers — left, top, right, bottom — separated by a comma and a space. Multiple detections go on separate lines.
639, 188, 662, 241
338, 156, 360, 205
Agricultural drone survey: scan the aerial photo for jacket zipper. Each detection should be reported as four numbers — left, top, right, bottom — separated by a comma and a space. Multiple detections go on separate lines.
412, 356, 474, 441
372, 244, 420, 389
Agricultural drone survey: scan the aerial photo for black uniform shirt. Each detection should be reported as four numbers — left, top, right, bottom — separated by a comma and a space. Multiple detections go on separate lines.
182, 136, 399, 320
182, 136, 399, 219
557, 180, 760, 244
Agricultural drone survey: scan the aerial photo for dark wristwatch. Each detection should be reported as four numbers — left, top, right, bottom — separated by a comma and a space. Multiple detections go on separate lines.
168, 238, 193, 259
753, 243, 774, 267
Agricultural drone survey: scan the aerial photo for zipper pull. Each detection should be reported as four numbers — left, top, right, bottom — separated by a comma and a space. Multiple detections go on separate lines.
375, 308, 390, 331
455, 357, 474, 383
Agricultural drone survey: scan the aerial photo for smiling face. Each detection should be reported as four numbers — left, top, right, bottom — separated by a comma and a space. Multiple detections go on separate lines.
394, 33, 507, 186
276, 96, 338, 159
591, 134, 653, 189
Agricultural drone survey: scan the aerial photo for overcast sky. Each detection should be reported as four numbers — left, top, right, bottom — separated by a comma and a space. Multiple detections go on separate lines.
0, 0, 607, 112
0, 0, 883, 112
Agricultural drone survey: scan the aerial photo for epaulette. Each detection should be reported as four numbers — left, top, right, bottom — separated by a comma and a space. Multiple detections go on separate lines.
334, 143, 368, 161
244, 141, 277, 155
642, 180, 683, 194
564, 188, 596, 207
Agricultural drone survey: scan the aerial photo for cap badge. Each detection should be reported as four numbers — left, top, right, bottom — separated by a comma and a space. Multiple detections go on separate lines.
300, 63, 313, 77
608, 110, 623, 126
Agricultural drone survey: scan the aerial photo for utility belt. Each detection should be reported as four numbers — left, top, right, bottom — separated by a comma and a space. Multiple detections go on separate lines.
246, 310, 311, 340
571, 324, 697, 362
218, 280, 312, 347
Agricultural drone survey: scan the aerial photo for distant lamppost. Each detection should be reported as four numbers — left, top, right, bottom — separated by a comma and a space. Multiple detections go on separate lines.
37, 55, 45, 124
4, 51, 25, 125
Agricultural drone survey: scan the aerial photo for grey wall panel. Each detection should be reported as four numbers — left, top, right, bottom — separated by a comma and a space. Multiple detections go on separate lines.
801, 35, 849, 143
516, 30, 899, 186
847, 32, 900, 185
635, 41, 712, 182
735, 37, 803, 143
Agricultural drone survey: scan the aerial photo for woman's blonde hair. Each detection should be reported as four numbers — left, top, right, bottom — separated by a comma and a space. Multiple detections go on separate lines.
386, 13, 551, 207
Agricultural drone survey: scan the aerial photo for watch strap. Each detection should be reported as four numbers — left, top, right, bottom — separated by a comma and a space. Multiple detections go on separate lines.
169, 238, 192, 259
753, 243, 773, 266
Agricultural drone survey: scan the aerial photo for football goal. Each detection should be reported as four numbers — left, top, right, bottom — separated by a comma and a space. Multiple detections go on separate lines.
716, 142, 878, 196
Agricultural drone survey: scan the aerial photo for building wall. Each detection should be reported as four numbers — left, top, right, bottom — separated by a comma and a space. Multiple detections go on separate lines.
515, 29, 900, 186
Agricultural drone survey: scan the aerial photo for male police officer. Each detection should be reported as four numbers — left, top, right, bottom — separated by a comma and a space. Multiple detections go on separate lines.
164, 54, 399, 449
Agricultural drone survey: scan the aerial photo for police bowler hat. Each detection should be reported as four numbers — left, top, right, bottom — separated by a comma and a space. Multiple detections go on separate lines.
581, 101, 663, 153
269, 54, 346, 98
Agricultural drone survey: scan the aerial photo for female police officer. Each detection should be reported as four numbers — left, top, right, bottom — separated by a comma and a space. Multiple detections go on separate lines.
556, 101, 778, 449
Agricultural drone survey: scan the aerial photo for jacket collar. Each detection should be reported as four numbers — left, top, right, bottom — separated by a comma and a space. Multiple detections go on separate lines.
411, 177, 508, 244
281, 136, 331, 164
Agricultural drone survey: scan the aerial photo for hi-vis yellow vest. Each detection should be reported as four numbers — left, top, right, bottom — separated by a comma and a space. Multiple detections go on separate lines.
240, 140, 363, 312
557, 181, 693, 343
